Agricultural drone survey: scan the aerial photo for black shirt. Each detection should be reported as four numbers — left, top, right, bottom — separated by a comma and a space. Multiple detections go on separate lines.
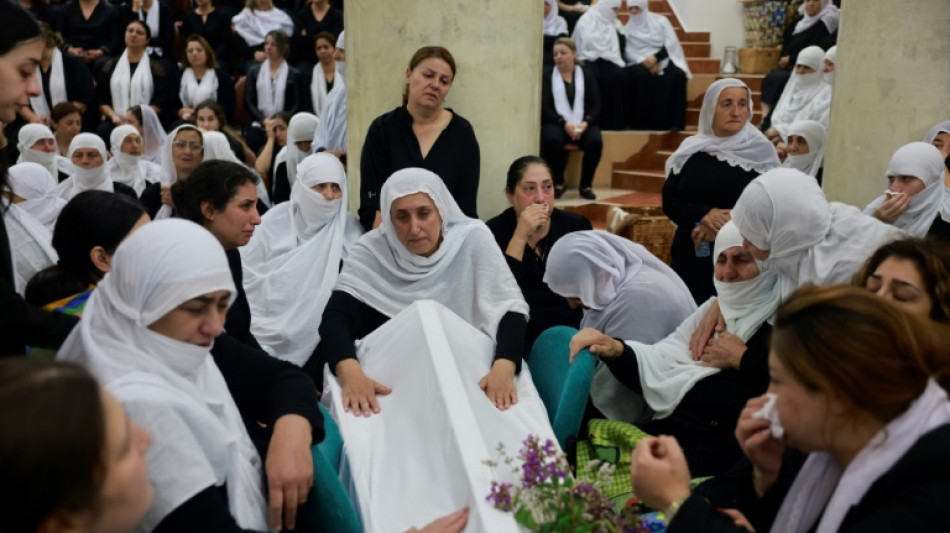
290, 5, 343, 65
180, 9, 233, 68
55, 0, 123, 55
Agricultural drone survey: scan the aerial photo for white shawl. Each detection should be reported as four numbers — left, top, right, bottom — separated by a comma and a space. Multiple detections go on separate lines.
110, 49, 154, 116
551, 65, 585, 125
7, 162, 66, 231
543, 0, 568, 36
256, 59, 288, 119
309, 64, 333, 119
57, 219, 269, 531
772, 379, 950, 533
106, 124, 159, 196
666, 78, 780, 176
179, 67, 219, 109
232, 6, 293, 47
2, 202, 58, 294
781, 120, 826, 178
241, 154, 362, 366
863, 142, 945, 238
620, 0, 692, 78
56, 133, 113, 202
794, 0, 840, 35
732, 168, 907, 298
334, 168, 529, 341
771, 46, 831, 140
572, 0, 625, 68
29, 48, 68, 118
16, 124, 59, 179
923, 121, 950, 223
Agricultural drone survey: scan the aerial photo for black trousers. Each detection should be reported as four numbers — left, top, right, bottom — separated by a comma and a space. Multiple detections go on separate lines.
586, 58, 627, 131
540, 123, 603, 190
626, 62, 687, 130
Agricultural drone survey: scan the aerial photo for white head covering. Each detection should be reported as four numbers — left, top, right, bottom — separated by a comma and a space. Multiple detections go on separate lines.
619, 0, 692, 78
732, 168, 907, 297
109, 48, 154, 116
179, 66, 220, 109
56, 134, 112, 201
862, 142, 945, 238
275, 112, 319, 189
666, 78, 780, 175
139, 104, 167, 165
770, 46, 832, 140
572, 0, 625, 68
823, 45, 837, 84
29, 48, 67, 118
781, 120, 827, 177
334, 168, 529, 340
57, 219, 269, 531
16, 124, 59, 179
334, 31, 346, 82
202, 130, 272, 209
794, 0, 840, 35
156, 125, 203, 219
924, 121, 950, 145
105, 124, 156, 195
923, 121, 950, 223
7, 162, 66, 230
543, 0, 568, 37
544, 230, 696, 422
241, 154, 362, 365
231, 5, 293, 47
2, 202, 57, 294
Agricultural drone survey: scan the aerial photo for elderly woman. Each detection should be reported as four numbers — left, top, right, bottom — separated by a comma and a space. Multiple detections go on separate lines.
5, 162, 66, 231
272, 112, 319, 205
780, 119, 826, 181
541, 37, 603, 200
924, 121, 950, 241
244, 30, 305, 153
317, 167, 529, 414
359, 46, 480, 231
105, 125, 162, 196
571, 0, 627, 130
140, 124, 204, 219
15, 124, 62, 182
18, 24, 94, 127
762, 46, 830, 141
864, 142, 945, 239
663, 78, 779, 304
568, 223, 780, 476
629, 285, 950, 532
242, 153, 361, 367
177, 35, 235, 122
56, 133, 137, 201
486, 156, 592, 356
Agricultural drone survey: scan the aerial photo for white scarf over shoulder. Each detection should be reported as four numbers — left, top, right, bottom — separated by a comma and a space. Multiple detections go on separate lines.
544, 230, 697, 422
29, 48, 68, 118
334, 168, 529, 340
572, 0, 625, 68
863, 142, 945, 238
552, 65, 585, 125
232, 6, 293, 47
666, 78, 780, 176
309, 64, 333, 119
620, 0, 691, 78
770, 46, 831, 140
923, 121, 950, 223
179, 67, 219, 109
781, 120, 826, 178
16, 124, 59, 179
2, 202, 57, 294
772, 379, 950, 533
7, 162, 66, 231
732, 169, 907, 298
57, 219, 269, 531
794, 0, 840, 35
543, 0, 568, 36
256, 58, 288, 119
106, 124, 159, 196
56, 134, 113, 202
110, 49, 154, 116
242, 154, 362, 366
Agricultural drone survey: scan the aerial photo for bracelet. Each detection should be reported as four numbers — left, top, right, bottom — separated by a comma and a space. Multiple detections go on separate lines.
661, 495, 689, 525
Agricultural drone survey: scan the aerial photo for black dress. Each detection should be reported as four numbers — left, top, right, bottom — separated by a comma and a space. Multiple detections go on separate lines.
540, 65, 603, 190
290, 5, 343, 67
180, 9, 234, 72
662, 152, 759, 304
760, 16, 835, 107
625, 46, 688, 130
54, 0, 123, 71
486, 207, 591, 357
359, 106, 480, 231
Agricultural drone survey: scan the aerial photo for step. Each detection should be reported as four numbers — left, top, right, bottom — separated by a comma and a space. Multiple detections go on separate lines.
687, 58, 721, 74
682, 42, 712, 58
676, 29, 711, 43
718, 73, 765, 91
648, 0, 670, 11
611, 169, 667, 192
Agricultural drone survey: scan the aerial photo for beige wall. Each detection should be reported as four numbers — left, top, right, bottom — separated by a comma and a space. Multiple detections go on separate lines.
823, 0, 950, 206
344, 1, 542, 220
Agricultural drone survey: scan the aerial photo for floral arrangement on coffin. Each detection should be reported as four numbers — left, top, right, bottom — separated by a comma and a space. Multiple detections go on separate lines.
485, 435, 660, 532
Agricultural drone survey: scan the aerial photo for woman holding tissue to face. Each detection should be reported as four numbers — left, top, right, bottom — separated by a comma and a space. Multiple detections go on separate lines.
629, 285, 950, 533
865, 142, 946, 238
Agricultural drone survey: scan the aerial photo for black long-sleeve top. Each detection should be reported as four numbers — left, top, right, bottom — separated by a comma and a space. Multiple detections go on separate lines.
244, 62, 305, 123
175, 67, 237, 118
55, 0, 123, 56
290, 5, 343, 65
220, 248, 263, 352
96, 57, 172, 116
118, 0, 176, 59
308, 290, 525, 386
485, 207, 591, 357
180, 9, 233, 67
359, 105, 480, 231
779, 16, 834, 66
541, 64, 602, 126
37, 54, 96, 111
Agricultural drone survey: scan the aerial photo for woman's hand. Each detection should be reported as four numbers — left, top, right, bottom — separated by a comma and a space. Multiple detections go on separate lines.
569, 327, 624, 362
735, 396, 785, 497
67, 46, 84, 58
86, 49, 104, 62
178, 107, 195, 120
701, 332, 746, 369
407, 508, 469, 533
335, 359, 392, 417
689, 299, 725, 361
642, 55, 658, 69
700, 208, 731, 232
778, 55, 790, 69
630, 436, 692, 512
515, 203, 550, 241
721, 509, 756, 532
564, 122, 582, 141
479, 359, 518, 411
872, 192, 911, 224
254, 50, 266, 63
691, 223, 717, 251
265, 414, 314, 532
160, 185, 173, 207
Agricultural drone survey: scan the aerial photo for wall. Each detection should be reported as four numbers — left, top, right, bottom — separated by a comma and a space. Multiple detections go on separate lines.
669, 0, 745, 64
344, 1, 541, 220
823, 0, 950, 206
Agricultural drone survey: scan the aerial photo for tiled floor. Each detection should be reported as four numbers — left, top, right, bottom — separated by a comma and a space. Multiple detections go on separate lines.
553, 188, 643, 208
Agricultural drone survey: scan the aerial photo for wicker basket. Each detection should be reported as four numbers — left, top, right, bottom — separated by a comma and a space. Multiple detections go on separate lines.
606, 207, 675, 265
739, 46, 782, 74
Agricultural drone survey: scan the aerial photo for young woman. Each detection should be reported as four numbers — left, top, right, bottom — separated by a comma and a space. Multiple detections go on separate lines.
308, 31, 337, 117
865, 142, 946, 238
117, 0, 175, 64
244, 30, 304, 153
196, 100, 256, 165
177, 35, 235, 121
180, 0, 233, 73
854, 238, 950, 324
780, 119, 826, 181
251, 110, 290, 195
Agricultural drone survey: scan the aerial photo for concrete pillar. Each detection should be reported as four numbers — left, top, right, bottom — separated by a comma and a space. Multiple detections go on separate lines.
344, 1, 541, 220
823, 0, 950, 206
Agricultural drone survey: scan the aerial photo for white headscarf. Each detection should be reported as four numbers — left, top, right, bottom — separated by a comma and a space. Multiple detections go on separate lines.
572, 0, 625, 68
56, 219, 269, 531
56, 134, 113, 201
781, 120, 826, 177
16, 124, 59, 179
543, 0, 568, 36
241, 154, 361, 366
29, 47, 67, 118
543, 230, 697, 422
7, 162, 66, 230
334, 168, 529, 340
923, 121, 950, 223
139, 104, 167, 165
231, 6, 293, 47
732, 168, 907, 297
770, 46, 832, 140
109, 49, 154, 116
156, 125, 203, 219
666, 78, 780, 176
793, 0, 840, 35
2, 202, 57, 294
823, 45, 837, 84
179, 67, 219, 109
772, 379, 950, 533
105, 124, 159, 196
202, 130, 272, 209
619, 0, 692, 78
863, 142, 945, 238
275, 113, 318, 189
255, 58, 288, 119
924, 121, 950, 145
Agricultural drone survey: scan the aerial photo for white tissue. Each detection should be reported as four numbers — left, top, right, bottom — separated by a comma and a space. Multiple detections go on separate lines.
751, 393, 785, 439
